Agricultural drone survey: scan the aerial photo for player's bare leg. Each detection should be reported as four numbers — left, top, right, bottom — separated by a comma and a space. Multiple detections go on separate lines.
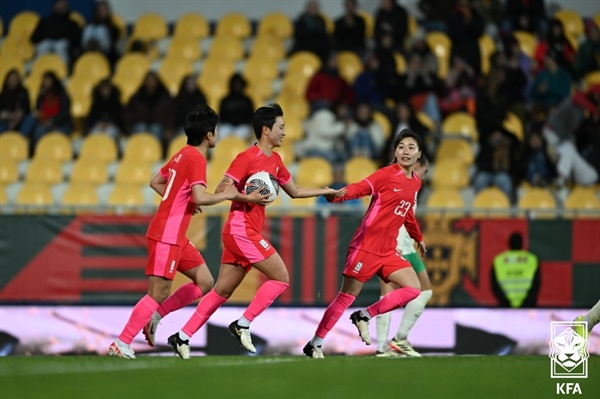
229, 253, 290, 353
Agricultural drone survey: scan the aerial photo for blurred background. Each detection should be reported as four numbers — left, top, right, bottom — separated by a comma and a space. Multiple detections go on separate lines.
0, 0, 598, 356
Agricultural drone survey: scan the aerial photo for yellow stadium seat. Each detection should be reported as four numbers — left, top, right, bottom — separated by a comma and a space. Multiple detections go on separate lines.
257, 12, 293, 40
357, 10, 374, 38
114, 53, 150, 82
554, 10, 583, 41
112, 75, 144, 104
408, 15, 418, 37
79, 134, 118, 163
67, 80, 93, 118
114, 160, 152, 186
215, 13, 251, 39
435, 139, 474, 165
296, 157, 333, 188
62, 183, 99, 207
123, 134, 162, 163
321, 13, 334, 34
212, 136, 248, 163
174, 13, 209, 40
344, 156, 377, 183
286, 51, 322, 80
513, 31, 537, 58
282, 116, 303, 143
8, 11, 39, 41
25, 158, 63, 184
426, 188, 464, 214
166, 37, 202, 62
16, 182, 53, 207
441, 112, 479, 141
0, 187, 8, 205
70, 159, 108, 185
132, 13, 168, 41
372, 111, 392, 140
72, 52, 111, 83
1, 35, 34, 62
274, 144, 295, 165
431, 160, 469, 189
583, 70, 600, 91
479, 34, 496, 75
69, 11, 85, 27
0, 159, 19, 185
276, 94, 309, 121
472, 187, 511, 218
34, 132, 73, 162
502, 112, 524, 142
245, 78, 274, 105
250, 36, 286, 62
426, 32, 451, 78
564, 187, 600, 218
209, 36, 245, 61
167, 134, 189, 160
108, 184, 145, 207
244, 56, 279, 82
29, 53, 68, 81
287, 196, 317, 217
336, 51, 363, 84
394, 52, 407, 74
0, 132, 29, 162
207, 158, 232, 191
158, 57, 194, 96
111, 14, 127, 39
416, 111, 436, 132
280, 73, 311, 99
518, 188, 556, 218
595, 12, 600, 29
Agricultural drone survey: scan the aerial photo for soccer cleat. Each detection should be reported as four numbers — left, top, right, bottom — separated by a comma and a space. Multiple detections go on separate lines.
228, 321, 257, 353
389, 338, 422, 357
167, 333, 190, 360
108, 340, 136, 359
350, 311, 372, 345
376, 349, 406, 358
143, 312, 160, 347
303, 342, 325, 359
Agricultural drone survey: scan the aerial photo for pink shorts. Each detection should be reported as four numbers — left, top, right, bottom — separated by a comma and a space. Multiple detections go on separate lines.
343, 248, 412, 283
145, 238, 205, 280
221, 233, 277, 272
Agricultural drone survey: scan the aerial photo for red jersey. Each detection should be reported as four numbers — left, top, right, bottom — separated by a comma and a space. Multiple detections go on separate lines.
146, 145, 207, 246
332, 164, 423, 256
222, 145, 292, 236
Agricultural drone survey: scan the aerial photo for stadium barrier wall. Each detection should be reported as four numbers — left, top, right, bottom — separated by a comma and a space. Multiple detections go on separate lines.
0, 215, 598, 307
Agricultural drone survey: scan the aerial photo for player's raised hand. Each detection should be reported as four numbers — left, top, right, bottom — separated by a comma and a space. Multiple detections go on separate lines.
417, 241, 427, 257
323, 186, 346, 200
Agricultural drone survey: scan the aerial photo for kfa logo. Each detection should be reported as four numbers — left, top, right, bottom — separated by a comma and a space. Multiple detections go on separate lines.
549, 321, 589, 395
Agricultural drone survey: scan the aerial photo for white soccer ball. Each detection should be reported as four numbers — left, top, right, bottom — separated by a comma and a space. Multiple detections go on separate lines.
244, 171, 279, 201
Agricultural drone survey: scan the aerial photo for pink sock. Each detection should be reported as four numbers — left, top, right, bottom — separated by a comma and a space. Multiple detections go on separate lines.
242, 280, 289, 322
315, 292, 356, 339
366, 287, 420, 318
118, 295, 159, 344
181, 290, 227, 337
157, 283, 203, 318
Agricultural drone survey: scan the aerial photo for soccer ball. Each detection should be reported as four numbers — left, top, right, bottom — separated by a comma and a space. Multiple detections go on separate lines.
245, 171, 279, 201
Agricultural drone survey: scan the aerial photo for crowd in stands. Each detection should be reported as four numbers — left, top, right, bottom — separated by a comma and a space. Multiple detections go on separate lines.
1, 0, 599, 211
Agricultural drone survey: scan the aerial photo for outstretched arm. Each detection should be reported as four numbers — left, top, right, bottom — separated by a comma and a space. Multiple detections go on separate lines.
326, 180, 372, 203
281, 179, 345, 199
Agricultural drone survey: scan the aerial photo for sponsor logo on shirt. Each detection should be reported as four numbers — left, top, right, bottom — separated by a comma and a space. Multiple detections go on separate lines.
260, 239, 270, 250
174, 154, 182, 163
169, 260, 176, 273
353, 262, 363, 273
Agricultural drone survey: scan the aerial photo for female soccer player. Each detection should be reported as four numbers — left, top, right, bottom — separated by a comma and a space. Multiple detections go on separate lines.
167, 103, 343, 359
303, 129, 427, 359
375, 156, 432, 357
108, 105, 267, 359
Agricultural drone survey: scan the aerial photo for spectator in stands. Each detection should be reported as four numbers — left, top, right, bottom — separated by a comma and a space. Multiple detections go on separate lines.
85, 79, 124, 141
81, 0, 120, 65
575, 97, 600, 179
173, 75, 207, 135
417, 0, 452, 32
438, 56, 477, 116
374, 33, 400, 97
521, 127, 556, 187
502, 0, 546, 36
472, 0, 502, 39
125, 71, 174, 141
291, 0, 331, 62
353, 55, 390, 110
31, 0, 81, 65
575, 21, 600, 79
374, 0, 408, 52
218, 73, 254, 140
503, 34, 534, 100
32, 71, 72, 147
531, 50, 571, 110
488, 50, 528, 120
347, 102, 386, 159
0, 70, 36, 138
295, 103, 351, 166
306, 54, 356, 113
534, 18, 576, 76
447, 0, 484, 76
334, 0, 367, 56
543, 85, 600, 186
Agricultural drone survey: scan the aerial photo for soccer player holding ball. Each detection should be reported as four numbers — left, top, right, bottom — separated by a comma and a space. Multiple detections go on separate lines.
108, 105, 263, 359
304, 129, 426, 359
168, 103, 343, 359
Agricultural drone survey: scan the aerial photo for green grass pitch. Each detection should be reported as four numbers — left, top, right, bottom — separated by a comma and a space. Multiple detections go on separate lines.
1, 355, 599, 399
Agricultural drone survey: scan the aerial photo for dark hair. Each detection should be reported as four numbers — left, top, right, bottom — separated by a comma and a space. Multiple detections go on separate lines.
416, 154, 429, 166
251, 102, 283, 140
391, 129, 424, 162
184, 104, 219, 146
1, 69, 22, 92
41, 71, 65, 95
508, 232, 523, 250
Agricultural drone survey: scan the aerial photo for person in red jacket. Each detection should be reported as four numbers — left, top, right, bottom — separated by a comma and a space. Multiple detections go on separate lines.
306, 54, 356, 113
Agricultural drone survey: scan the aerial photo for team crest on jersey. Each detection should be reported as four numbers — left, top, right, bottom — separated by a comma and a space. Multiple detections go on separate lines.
260, 239, 270, 250
353, 262, 363, 273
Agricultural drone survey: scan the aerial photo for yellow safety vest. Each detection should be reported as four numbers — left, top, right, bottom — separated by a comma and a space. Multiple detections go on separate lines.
493, 250, 538, 308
